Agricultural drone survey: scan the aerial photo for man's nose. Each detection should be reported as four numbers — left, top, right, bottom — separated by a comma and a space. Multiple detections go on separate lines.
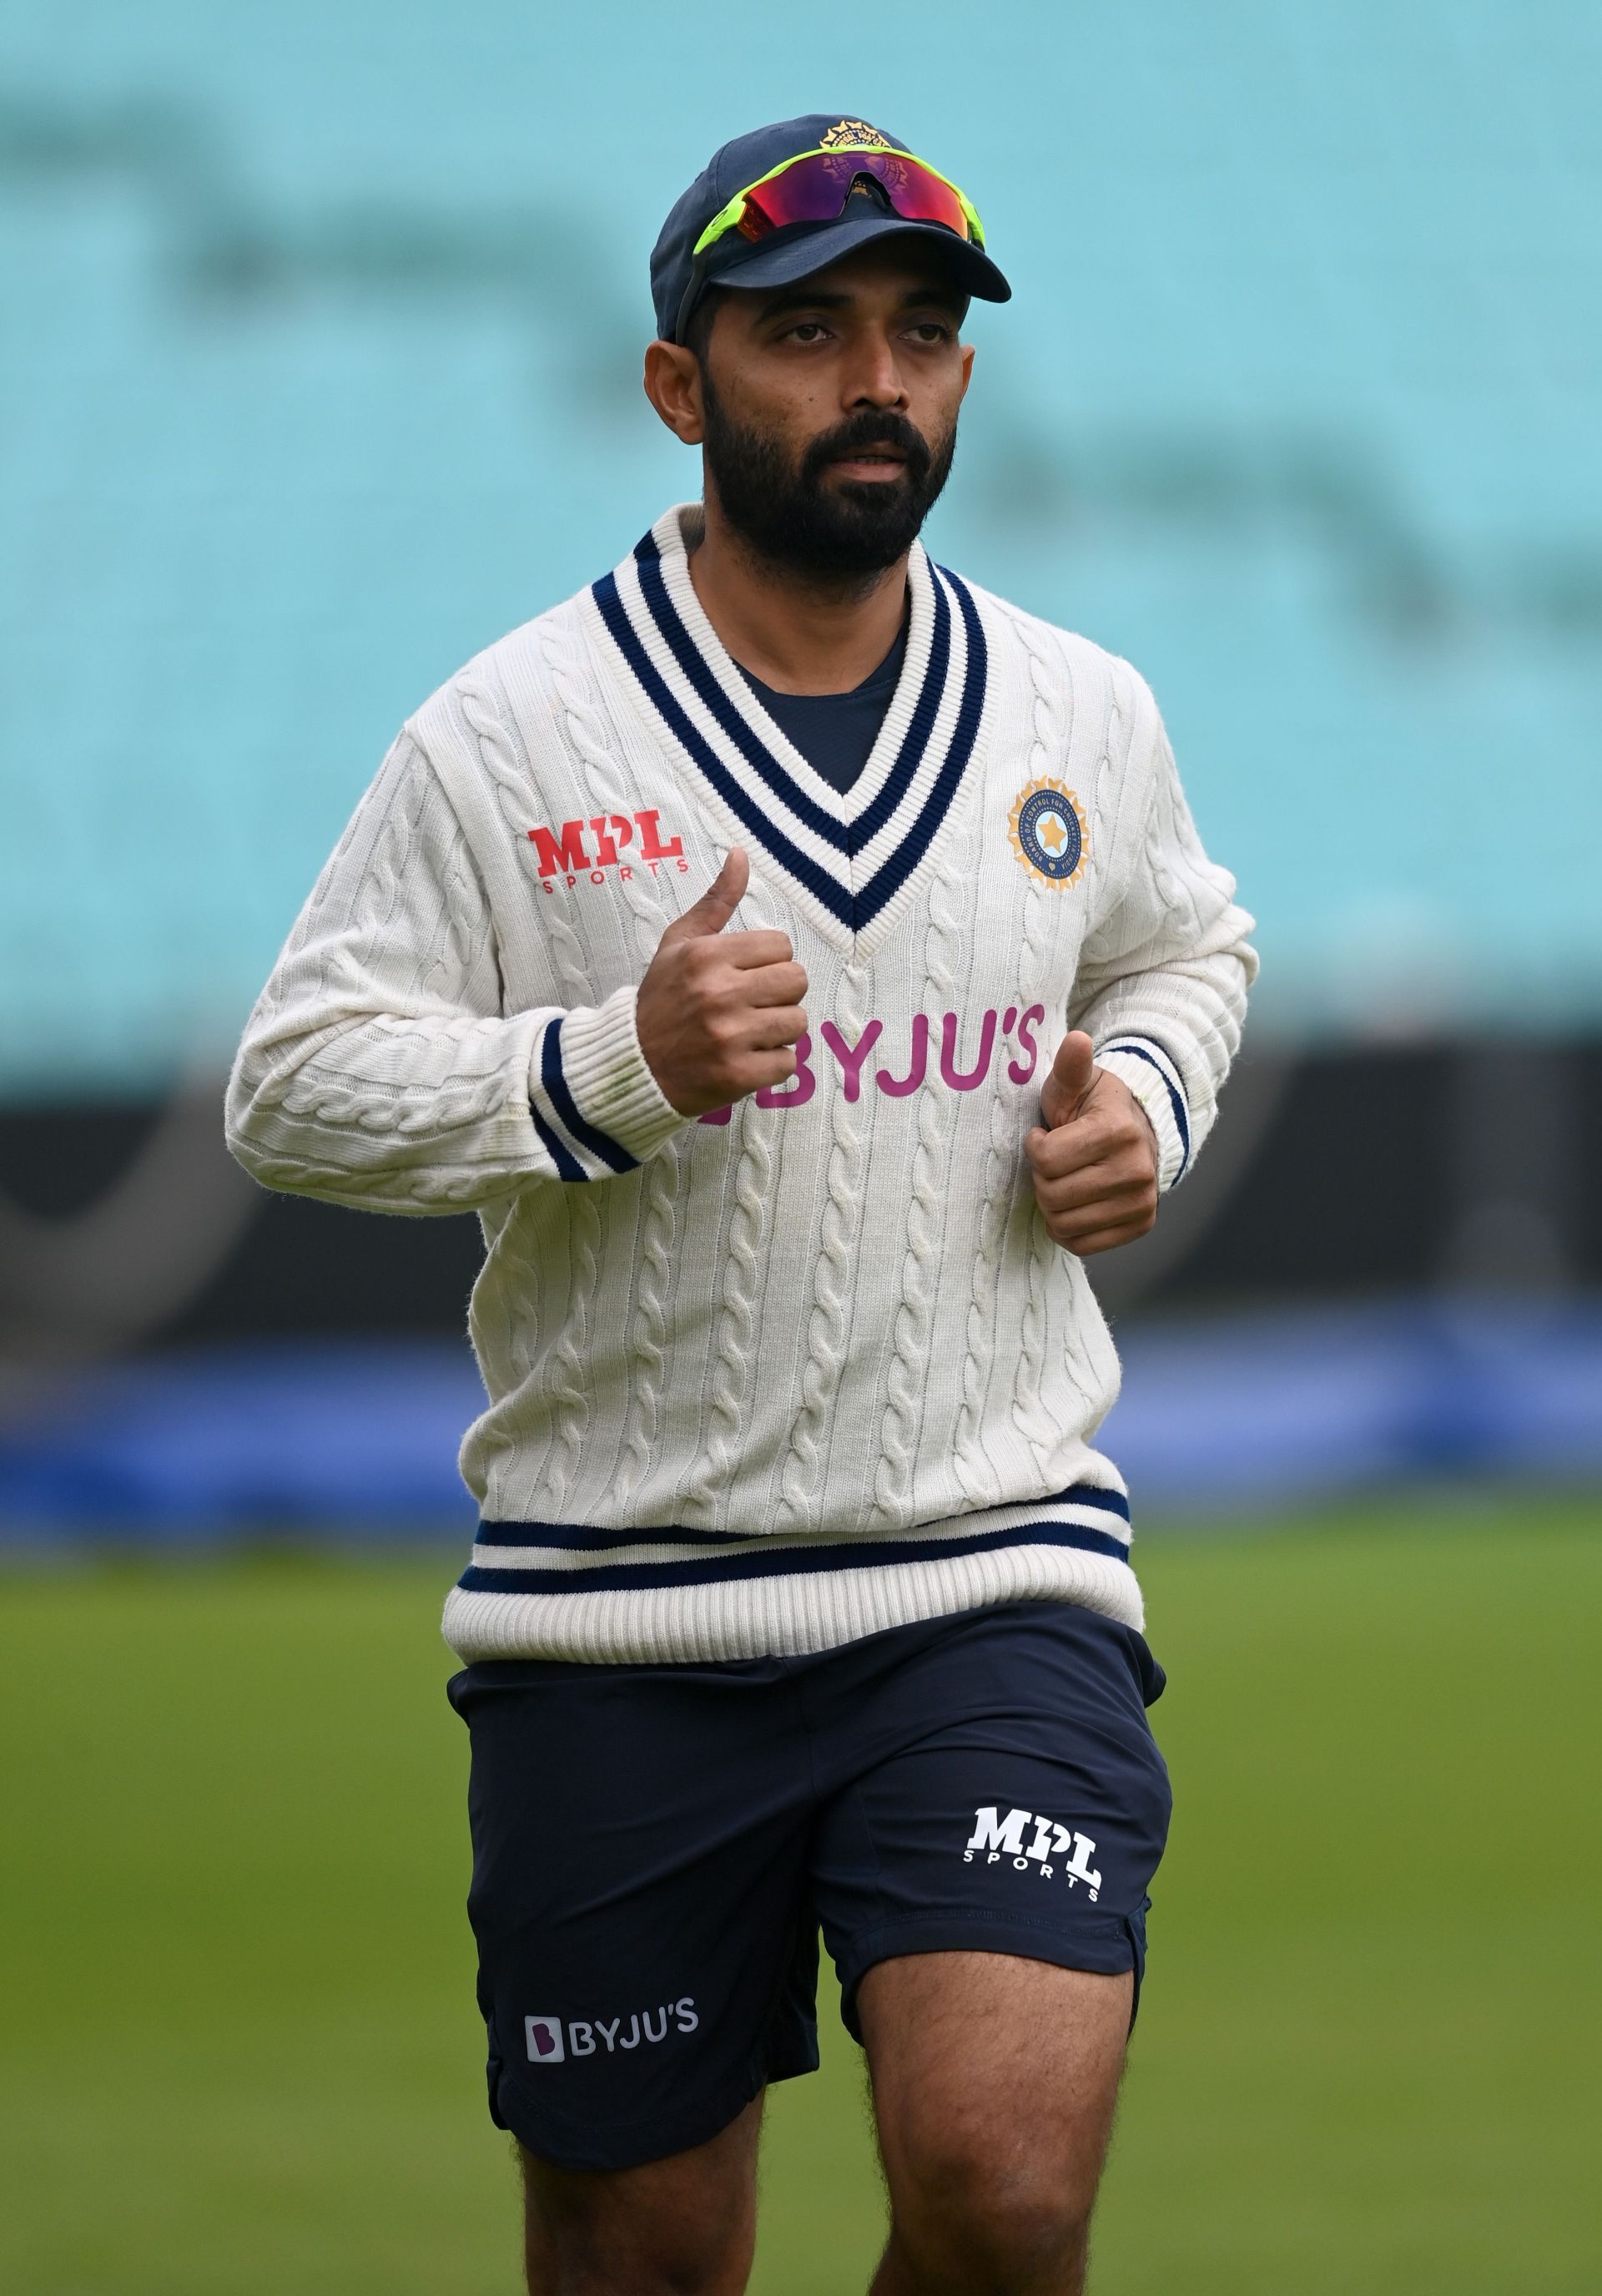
842, 336, 909, 410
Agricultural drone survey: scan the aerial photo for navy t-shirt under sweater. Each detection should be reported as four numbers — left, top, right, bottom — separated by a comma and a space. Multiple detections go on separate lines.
736, 627, 908, 797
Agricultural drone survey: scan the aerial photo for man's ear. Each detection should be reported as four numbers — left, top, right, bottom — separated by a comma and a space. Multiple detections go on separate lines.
643, 341, 706, 445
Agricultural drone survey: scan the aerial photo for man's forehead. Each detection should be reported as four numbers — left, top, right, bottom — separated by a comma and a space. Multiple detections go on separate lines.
735, 241, 967, 315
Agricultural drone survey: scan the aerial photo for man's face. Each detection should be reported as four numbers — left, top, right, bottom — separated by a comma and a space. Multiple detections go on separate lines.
693, 241, 975, 578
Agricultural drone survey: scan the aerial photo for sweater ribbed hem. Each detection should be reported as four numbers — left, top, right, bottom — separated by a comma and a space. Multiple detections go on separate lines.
1096, 1037, 1191, 1191
547, 983, 688, 1163
441, 1541, 1142, 1665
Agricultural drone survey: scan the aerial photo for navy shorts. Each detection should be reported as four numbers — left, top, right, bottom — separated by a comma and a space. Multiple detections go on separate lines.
447, 1599, 1171, 2172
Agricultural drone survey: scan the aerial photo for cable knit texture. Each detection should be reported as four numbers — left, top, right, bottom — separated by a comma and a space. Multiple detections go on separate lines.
227, 503, 1257, 1663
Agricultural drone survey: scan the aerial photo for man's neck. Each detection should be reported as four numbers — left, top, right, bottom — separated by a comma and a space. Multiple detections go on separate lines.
686, 497, 908, 697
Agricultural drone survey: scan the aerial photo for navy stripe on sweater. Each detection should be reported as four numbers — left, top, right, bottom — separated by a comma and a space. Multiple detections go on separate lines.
473, 1482, 1130, 1552
632, 533, 856, 854
456, 1517, 1134, 1597
854, 568, 985, 922
529, 1103, 585, 1183
1102, 1037, 1191, 1182
540, 1017, 637, 1174
592, 568, 856, 926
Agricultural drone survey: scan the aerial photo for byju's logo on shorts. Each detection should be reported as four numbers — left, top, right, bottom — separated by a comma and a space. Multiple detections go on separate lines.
965, 1807, 1102, 1899
524, 2015, 566, 2063
525, 1998, 698, 2066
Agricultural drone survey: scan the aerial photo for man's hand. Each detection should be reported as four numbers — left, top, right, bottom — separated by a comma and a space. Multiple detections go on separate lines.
636, 848, 809, 1117
1025, 1031, 1160, 1257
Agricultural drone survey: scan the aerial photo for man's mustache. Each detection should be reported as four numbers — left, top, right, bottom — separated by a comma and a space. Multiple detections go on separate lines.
800, 413, 934, 489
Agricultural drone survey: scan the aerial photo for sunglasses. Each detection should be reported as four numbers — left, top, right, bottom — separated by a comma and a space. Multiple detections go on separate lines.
693, 144, 987, 264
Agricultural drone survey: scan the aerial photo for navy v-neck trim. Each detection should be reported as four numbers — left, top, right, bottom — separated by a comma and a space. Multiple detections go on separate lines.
735, 624, 906, 797
587, 507, 990, 945
592, 568, 859, 926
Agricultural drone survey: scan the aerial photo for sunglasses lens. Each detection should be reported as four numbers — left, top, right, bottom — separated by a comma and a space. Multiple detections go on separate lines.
742, 151, 970, 243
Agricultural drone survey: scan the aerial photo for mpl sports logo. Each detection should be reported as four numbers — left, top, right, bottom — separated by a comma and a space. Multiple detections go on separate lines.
524, 1996, 699, 2066
526, 809, 690, 894
965, 1807, 1102, 1899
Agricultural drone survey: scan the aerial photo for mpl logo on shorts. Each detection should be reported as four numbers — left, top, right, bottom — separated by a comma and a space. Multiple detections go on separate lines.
965, 1807, 1102, 1899
525, 1997, 698, 2066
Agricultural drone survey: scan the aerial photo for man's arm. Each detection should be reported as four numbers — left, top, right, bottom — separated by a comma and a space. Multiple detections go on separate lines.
1025, 696, 1257, 1254
225, 733, 807, 1217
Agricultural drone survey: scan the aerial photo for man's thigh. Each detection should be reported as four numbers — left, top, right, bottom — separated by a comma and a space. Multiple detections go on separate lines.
859, 1950, 1131, 2193
859, 1953, 1131, 2293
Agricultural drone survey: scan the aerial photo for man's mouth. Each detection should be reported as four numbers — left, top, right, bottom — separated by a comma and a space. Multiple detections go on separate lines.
829, 446, 909, 482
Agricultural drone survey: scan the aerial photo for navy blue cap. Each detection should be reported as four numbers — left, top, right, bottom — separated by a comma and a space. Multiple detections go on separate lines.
651, 113, 1011, 344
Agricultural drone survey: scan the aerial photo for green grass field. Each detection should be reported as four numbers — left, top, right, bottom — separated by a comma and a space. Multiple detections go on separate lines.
3, 1498, 1598, 2293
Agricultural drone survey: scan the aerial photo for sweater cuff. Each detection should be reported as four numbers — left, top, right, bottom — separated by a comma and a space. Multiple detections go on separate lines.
536, 984, 689, 1170
1095, 1037, 1193, 1193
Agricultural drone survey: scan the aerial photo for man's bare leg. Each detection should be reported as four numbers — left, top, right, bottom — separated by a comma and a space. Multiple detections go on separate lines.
519, 2092, 763, 2296
859, 1953, 1131, 2295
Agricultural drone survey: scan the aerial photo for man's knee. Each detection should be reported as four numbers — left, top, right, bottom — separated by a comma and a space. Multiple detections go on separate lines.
526, 2193, 748, 2294
519, 2103, 759, 2295
887, 2134, 1091, 2292
862, 1955, 1128, 2292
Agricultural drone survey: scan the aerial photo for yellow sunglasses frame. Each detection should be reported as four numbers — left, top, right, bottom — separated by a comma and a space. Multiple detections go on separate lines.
692, 144, 987, 261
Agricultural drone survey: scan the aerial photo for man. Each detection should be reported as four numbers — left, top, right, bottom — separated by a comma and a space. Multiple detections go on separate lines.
228, 114, 1256, 2295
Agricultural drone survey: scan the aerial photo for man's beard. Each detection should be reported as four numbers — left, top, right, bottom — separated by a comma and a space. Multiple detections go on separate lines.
701, 384, 957, 582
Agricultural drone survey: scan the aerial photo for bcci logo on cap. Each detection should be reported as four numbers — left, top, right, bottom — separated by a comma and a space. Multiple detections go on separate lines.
820, 119, 892, 150
1008, 779, 1088, 891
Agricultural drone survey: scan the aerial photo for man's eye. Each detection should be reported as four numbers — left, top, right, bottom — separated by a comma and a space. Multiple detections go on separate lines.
786, 321, 830, 343
909, 321, 952, 343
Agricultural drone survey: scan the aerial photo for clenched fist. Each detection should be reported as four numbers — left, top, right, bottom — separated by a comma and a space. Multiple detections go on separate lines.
1025, 1031, 1160, 1257
637, 848, 809, 1118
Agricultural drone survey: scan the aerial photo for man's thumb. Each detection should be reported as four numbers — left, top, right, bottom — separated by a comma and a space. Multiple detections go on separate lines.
659, 846, 748, 945
1042, 1030, 1096, 1126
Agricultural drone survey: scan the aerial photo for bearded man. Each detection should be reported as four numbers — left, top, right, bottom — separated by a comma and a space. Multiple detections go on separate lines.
228, 113, 1257, 2296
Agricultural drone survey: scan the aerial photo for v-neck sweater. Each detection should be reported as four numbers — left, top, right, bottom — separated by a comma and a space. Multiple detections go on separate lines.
228, 502, 1257, 1665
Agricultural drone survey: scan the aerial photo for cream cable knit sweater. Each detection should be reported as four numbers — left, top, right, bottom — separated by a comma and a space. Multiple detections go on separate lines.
228, 504, 1257, 1663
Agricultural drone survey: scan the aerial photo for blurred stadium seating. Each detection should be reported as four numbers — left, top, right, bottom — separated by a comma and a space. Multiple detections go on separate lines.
2, 1, 1599, 1522
4, 16, 1599, 2296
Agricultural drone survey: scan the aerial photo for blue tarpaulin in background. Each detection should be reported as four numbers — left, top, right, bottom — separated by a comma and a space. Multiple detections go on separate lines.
2, 1299, 1598, 1542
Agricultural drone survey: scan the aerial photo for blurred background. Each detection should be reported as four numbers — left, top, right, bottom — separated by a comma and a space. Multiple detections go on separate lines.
2, 3, 1598, 2292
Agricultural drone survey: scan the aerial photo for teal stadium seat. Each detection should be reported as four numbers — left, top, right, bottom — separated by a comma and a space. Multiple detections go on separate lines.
2, 1, 1599, 1100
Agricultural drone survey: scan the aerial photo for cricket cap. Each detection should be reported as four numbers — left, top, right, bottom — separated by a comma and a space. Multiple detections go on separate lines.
650, 114, 1011, 344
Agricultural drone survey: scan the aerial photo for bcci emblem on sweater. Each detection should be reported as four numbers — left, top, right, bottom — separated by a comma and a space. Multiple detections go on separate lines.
1008, 778, 1089, 890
